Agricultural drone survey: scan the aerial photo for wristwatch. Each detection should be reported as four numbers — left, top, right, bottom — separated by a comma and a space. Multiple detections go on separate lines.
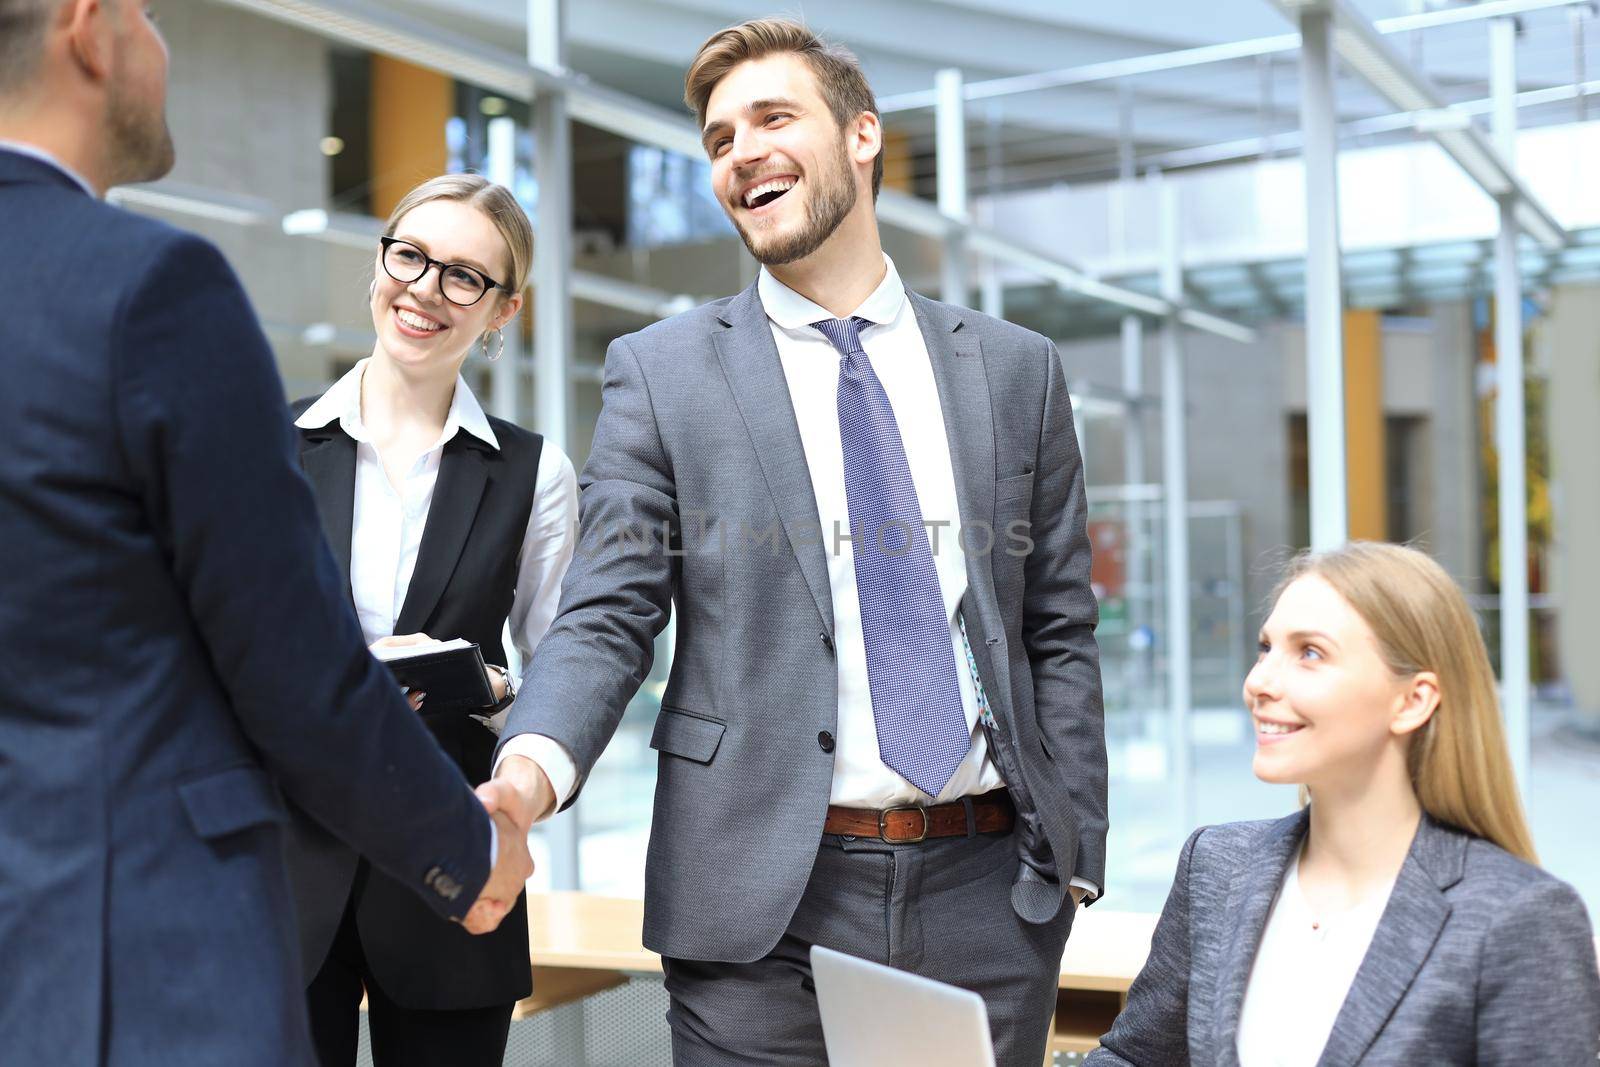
485, 663, 516, 711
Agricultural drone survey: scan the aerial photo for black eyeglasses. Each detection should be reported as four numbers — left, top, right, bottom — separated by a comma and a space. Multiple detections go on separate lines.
378, 237, 511, 307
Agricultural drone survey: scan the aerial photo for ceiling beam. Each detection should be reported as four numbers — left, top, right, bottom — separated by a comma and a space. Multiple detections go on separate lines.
207, 0, 1256, 341
1265, 0, 1564, 250
878, 0, 1593, 112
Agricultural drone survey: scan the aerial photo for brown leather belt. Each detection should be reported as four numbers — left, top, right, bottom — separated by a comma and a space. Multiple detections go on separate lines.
823, 789, 1015, 844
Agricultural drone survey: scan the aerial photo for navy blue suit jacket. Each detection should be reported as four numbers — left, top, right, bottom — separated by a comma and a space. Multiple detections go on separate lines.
0, 149, 494, 1066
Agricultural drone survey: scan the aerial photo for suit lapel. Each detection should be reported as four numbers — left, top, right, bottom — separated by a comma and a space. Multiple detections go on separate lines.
910, 293, 1005, 700
1213, 809, 1309, 1066
712, 282, 835, 636
394, 433, 490, 635
298, 429, 357, 597
912, 294, 994, 539
1314, 818, 1460, 1066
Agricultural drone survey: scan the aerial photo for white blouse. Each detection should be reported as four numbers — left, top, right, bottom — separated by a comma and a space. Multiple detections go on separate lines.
1236, 857, 1397, 1067
295, 360, 578, 719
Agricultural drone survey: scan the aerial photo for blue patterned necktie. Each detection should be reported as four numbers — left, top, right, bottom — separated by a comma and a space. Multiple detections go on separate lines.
812, 316, 971, 798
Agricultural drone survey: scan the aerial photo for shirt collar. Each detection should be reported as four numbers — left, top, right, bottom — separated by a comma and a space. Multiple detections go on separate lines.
293, 357, 500, 451
0, 141, 97, 198
757, 252, 906, 333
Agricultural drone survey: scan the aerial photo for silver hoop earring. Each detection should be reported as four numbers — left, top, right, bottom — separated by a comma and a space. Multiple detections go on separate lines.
482, 329, 505, 362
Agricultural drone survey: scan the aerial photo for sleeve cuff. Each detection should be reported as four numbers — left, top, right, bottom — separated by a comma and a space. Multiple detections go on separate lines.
494, 733, 579, 819
1069, 876, 1100, 903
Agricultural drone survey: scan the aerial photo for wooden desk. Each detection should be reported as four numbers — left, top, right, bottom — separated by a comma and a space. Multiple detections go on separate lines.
515, 893, 658, 1020
527, 893, 660, 973
520, 892, 1156, 1059
521, 896, 1600, 1063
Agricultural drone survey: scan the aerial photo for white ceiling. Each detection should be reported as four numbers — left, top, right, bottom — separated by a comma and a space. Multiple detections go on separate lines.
384, 1, 1600, 191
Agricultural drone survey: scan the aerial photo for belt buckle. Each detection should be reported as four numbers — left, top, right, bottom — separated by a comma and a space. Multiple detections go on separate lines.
879, 805, 929, 844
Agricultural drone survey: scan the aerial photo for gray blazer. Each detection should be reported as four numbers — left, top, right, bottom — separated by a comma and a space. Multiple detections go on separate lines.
500, 280, 1106, 963
1087, 810, 1600, 1065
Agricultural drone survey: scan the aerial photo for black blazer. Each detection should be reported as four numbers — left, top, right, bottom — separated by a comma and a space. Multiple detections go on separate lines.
0, 148, 493, 1066
286, 395, 545, 1011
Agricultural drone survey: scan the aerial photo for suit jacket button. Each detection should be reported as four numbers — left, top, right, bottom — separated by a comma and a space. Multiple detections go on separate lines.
818, 731, 835, 753
425, 866, 462, 900
819, 631, 834, 653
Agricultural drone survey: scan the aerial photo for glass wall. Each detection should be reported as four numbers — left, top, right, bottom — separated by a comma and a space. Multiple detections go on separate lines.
122, 0, 1599, 922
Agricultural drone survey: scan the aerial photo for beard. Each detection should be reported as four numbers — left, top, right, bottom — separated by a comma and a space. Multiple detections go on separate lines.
729, 135, 857, 267
106, 71, 175, 187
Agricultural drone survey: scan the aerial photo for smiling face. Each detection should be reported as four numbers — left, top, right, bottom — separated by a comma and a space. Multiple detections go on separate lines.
701, 53, 873, 266
1244, 574, 1436, 792
371, 197, 520, 374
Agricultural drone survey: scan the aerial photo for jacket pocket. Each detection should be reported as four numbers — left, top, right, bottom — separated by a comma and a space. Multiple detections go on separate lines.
995, 472, 1034, 510
178, 765, 288, 841
649, 707, 727, 764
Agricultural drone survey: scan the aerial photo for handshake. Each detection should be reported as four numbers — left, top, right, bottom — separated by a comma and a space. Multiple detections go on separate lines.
456, 756, 559, 934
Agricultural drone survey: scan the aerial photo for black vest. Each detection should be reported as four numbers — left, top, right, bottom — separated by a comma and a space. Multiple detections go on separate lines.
286, 395, 544, 1009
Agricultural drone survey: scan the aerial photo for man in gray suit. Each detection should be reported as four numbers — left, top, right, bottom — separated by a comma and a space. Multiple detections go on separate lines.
480, 17, 1106, 1065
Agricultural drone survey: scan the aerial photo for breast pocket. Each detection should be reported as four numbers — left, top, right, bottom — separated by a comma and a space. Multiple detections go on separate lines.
649, 707, 727, 764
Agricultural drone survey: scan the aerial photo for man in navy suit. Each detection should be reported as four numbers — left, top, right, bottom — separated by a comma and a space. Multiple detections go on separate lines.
0, 2, 532, 1063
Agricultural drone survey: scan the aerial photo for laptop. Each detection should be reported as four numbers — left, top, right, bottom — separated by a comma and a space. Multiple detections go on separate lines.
811, 945, 998, 1067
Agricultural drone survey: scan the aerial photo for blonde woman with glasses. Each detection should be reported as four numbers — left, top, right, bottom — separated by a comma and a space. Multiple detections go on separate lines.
1087, 542, 1600, 1065
285, 174, 577, 1067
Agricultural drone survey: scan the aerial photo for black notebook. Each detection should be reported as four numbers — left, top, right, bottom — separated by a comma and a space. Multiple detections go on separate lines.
372, 638, 496, 713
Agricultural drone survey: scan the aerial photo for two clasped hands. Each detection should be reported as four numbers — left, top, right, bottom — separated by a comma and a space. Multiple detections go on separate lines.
465, 757, 557, 933
368, 633, 554, 936
457, 800, 533, 934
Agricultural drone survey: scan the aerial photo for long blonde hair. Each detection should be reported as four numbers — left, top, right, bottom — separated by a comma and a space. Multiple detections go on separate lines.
1278, 542, 1538, 863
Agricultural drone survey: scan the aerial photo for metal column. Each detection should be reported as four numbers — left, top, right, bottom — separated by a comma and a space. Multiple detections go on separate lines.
1159, 178, 1194, 831
1122, 313, 1149, 709
1116, 91, 1149, 711
1123, 315, 1146, 492
1298, 8, 1349, 550
530, 0, 573, 454
979, 104, 1003, 318
935, 68, 970, 305
485, 115, 523, 422
1491, 15, 1531, 789
1115, 102, 1142, 502
529, 0, 579, 892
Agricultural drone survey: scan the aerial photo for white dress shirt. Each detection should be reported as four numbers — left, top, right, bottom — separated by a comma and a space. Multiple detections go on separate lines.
502, 258, 1095, 898
758, 255, 1006, 809
1236, 857, 1397, 1067
0, 140, 97, 198
295, 359, 578, 730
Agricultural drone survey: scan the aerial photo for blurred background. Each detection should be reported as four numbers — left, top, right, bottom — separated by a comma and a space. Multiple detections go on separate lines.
123, 0, 1600, 1060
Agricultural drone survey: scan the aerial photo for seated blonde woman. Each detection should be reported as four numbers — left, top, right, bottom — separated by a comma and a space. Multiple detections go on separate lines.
1087, 542, 1600, 1066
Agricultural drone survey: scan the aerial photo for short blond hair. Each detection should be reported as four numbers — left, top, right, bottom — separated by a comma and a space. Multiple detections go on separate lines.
684, 17, 883, 199
381, 173, 534, 295
1279, 542, 1538, 863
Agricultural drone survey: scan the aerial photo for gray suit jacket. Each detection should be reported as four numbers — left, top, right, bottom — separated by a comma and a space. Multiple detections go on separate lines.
501, 279, 1106, 963
1087, 810, 1600, 1065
